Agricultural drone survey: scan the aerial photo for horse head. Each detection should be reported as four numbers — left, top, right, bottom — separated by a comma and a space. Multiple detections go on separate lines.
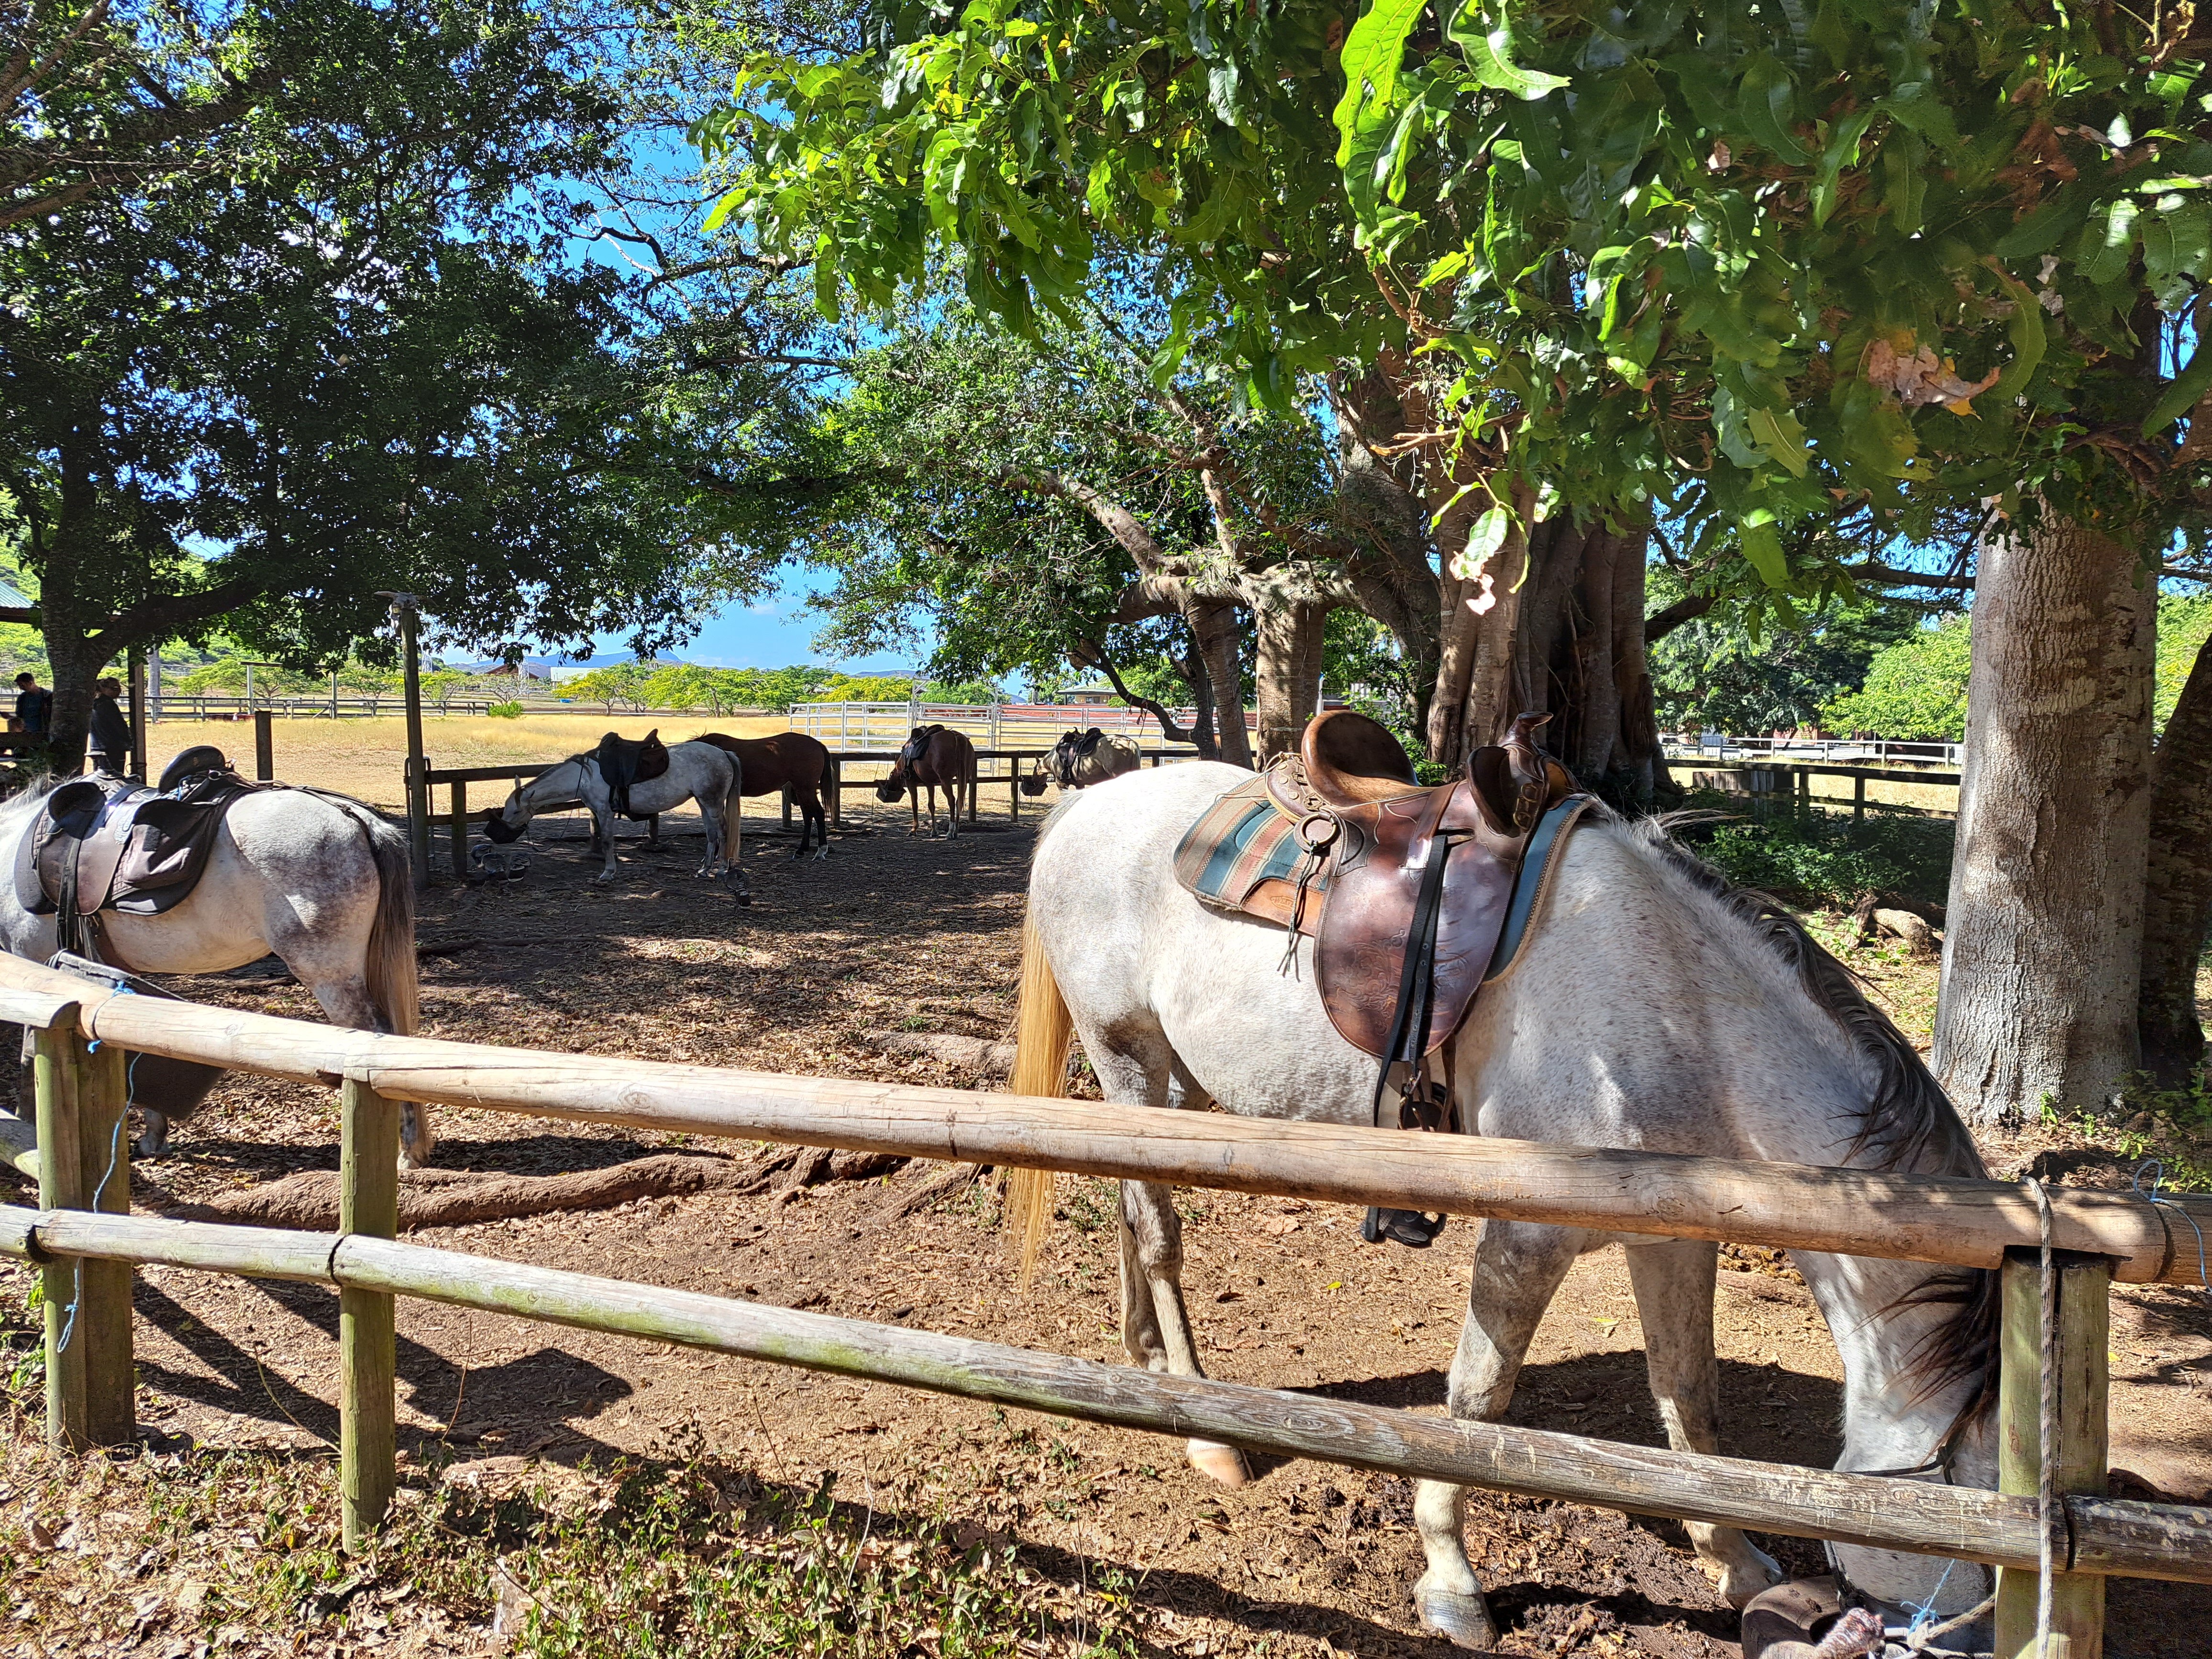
874, 763, 909, 803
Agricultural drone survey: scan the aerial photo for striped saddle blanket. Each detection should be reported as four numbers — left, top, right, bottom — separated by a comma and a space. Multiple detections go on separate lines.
1171, 773, 1325, 933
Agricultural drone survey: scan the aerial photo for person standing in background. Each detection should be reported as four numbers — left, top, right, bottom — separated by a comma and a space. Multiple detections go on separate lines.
88, 676, 133, 777
13, 672, 52, 743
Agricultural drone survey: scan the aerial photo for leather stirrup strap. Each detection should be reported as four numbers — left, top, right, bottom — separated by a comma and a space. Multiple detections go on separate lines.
1369, 828, 1468, 1129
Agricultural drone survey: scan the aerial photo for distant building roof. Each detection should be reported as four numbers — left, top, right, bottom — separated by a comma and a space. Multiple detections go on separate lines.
0, 577, 33, 610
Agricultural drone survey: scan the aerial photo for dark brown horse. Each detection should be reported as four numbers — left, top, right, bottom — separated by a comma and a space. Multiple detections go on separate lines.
693, 730, 835, 859
875, 724, 974, 838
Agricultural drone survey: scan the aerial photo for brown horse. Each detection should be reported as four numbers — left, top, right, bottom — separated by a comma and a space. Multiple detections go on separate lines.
693, 730, 835, 859
875, 724, 974, 838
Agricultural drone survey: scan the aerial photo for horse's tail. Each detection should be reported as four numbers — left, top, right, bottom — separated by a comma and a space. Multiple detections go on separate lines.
720, 746, 742, 864
1005, 909, 1073, 1291
358, 807, 419, 1036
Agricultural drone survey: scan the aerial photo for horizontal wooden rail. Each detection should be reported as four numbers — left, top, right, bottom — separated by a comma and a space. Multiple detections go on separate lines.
7, 1203, 2207, 1583
0, 955, 2204, 1287
1664, 758, 1964, 786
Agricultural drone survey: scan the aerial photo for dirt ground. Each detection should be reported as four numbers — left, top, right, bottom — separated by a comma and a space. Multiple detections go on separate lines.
0, 764, 2209, 1658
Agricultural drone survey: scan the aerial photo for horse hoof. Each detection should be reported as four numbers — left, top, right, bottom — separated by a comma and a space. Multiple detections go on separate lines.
1416, 1590, 1499, 1650
1708, 1548, 1785, 1608
1185, 1439, 1250, 1487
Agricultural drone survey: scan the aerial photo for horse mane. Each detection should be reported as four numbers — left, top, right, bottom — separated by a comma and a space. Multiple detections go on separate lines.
1621, 812, 1997, 1409
0, 775, 64, 823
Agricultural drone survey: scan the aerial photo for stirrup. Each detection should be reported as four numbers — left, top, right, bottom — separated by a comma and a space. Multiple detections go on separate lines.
1360, 1206, 1446, 1249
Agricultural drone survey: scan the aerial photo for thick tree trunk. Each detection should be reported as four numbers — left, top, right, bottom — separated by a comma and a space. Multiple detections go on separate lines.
1611, 528, 1660, 800
1251, 595, 1330, 764
1187, 599, 1252, 769
1933, 514, 2157, 1124
2140, 627, 2212, 1089
1177, 628, 1220, 762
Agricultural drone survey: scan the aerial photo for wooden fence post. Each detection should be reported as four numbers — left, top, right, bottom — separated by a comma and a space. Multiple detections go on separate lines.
781, 784, 793, 832
1854, 774, 1867, 823
828, 756, 841, 829
1994, 1246, 2110, 1659
34, 1010, 86, 1448
77, 1040, 133, 1444
253, 709, 275, 781
339, 1078, 400, 1550
448, 781, 468, 881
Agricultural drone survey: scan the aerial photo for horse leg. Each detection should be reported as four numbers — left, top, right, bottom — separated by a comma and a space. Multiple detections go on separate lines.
1413, 1217, 1582, 1650
308, 975, 434, 1167
946, 771, 962, 839
695, 795, 720, 877
592, 803, 619, 884
1089, 1038, 1244, 1486
1623, 1239, 1783, 1604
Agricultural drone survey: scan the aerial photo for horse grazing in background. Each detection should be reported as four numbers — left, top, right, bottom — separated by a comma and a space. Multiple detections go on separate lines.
693, 730, 834, 860
489, 740, 743, 892
876, 724, 975, 837
0, 753, 427, 1163
1011, 760, 2001, 1650
1031, 727, 1141, 792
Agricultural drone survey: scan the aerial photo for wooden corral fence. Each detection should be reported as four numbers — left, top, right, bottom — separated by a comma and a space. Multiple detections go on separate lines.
420, 748, 1206, 876
790, 700, 1242, 751
6, 951, 2211, 1657
1667, 757, 1965, 820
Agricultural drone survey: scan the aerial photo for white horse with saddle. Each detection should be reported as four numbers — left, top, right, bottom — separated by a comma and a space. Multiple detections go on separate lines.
1010, 710, 1998, 1651
0, 745, 427, 1162
484, 730, 746, 895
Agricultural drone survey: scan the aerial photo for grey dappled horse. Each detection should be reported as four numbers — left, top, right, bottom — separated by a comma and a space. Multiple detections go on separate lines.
0, 778, 427, 1162
492, 740, 743, 892
1014, 761, 1998, 1650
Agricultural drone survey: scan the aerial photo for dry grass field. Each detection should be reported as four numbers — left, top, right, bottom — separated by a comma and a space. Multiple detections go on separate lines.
144, 713, 793, 811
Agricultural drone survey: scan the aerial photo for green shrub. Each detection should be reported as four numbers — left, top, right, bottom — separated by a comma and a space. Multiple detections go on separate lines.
1676, 800, 1955, 909
487, 700, 525, 719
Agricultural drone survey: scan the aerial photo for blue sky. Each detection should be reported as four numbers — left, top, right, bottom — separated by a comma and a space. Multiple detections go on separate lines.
673, 564, 919, 671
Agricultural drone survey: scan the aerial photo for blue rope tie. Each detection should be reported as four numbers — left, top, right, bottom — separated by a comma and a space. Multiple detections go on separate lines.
48, 1045, 140, 1357
1901, 1555, 1958, 1644
2133, 1159, 2212, 1302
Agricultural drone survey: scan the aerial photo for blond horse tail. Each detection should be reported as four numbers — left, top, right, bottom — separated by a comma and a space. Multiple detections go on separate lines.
1005, 910, 1073, 1290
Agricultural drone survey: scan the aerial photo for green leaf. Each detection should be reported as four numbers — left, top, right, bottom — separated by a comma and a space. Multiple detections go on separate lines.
1987, 267, 2046, 402
1737, 56, 1811, 165
1332, 0, 1430, 165
1449, 503, 1514, 578
2142, 338, 2212, 435
1739, 514, 1789, 587
1445, 2, 1570, 101
1747, 407, 1809, 476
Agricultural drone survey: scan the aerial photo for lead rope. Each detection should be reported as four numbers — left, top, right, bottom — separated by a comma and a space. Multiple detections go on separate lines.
49, 1040, 139, 1358
2029, 1176, 2057, 1659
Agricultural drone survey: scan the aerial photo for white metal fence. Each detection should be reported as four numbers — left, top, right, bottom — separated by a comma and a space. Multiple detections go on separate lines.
787, 700, 1257, 752
1661, 733, 1962, 767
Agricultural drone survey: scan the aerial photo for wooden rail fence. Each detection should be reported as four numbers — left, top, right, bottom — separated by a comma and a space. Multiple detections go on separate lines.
3, 951, 2208, 1655
419, 748, 1203, 879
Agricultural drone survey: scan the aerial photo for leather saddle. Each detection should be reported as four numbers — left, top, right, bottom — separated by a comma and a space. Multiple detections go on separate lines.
1177, 709, 1588, 1068
19, 763, 263, 963
899, 724, 946, 769
595, 729, 670, 820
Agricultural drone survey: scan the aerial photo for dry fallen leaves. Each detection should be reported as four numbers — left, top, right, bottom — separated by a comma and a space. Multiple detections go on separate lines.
1865, 335, 2002, 415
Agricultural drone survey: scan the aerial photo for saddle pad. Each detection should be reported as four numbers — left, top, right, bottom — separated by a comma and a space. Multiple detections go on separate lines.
1172, 774, 1323, 920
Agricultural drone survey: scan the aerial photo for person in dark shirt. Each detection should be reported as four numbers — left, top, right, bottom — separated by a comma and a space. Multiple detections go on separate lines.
13, 672, 51, 739
88, 677, 133, 777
